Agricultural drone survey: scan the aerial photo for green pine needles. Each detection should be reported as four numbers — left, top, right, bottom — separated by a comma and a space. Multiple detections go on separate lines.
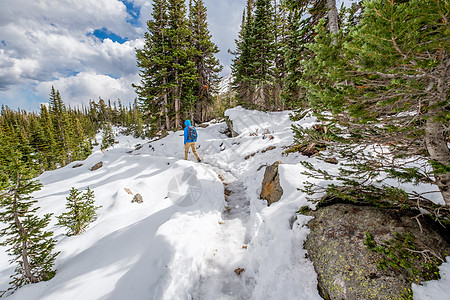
296, 0, 450, 207
57, 187, 101, 236
100, 122, 116, 151
364, 232, 443, 283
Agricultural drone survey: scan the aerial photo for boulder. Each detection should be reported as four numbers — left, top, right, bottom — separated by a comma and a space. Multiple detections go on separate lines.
234, 268, 245, 276
260, 161, 283, 206
90, 162, 103, 171
304, 203, 449, 300
72, 163, 83, 168
132, 193, 143, 203
261, 146, 276, 153
225, 117, 239, 138
324, 157, 339, 164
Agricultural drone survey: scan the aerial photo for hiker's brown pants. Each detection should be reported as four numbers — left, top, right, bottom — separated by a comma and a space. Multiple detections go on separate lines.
185, 142, 200, 160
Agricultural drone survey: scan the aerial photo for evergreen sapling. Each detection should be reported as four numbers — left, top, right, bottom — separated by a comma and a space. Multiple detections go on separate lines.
57, 187, 100, 236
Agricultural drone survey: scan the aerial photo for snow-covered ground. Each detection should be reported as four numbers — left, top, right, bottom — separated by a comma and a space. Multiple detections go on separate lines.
0, 106, 448, 299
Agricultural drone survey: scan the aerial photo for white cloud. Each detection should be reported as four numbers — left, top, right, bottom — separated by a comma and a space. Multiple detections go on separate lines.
33, 71, 140, 107
0, 0, 243, 110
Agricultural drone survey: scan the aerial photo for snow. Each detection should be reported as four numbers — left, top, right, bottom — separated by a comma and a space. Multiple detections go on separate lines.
413, 261, 450, 300
217, 74, 233, 95
0, 106, 448, 299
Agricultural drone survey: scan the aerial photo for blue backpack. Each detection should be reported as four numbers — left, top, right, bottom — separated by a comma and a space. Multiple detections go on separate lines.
188, 126, 197, 141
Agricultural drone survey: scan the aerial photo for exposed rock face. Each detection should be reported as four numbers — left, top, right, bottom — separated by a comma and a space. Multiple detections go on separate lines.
260, 161, 283, 206
304, 204, 449, 300
225, 117, 239, 138
132, 193, 143, 203
90, 162, 103, 171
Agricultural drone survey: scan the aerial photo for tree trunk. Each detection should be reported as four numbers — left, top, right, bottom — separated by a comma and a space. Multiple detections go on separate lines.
326, 0, 339, 35
174, 72, 181, 129
273, 81, 280, 111
13, 180, 39, 283
425, 59, 450, 207
163, 77, 170, 130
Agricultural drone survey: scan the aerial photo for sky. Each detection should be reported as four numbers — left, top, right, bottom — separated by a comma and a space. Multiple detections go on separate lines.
0, 0, 245, 111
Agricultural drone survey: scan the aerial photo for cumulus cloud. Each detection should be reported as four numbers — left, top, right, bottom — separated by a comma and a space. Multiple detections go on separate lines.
33, 71, 140, 107
0, 0, 243, 110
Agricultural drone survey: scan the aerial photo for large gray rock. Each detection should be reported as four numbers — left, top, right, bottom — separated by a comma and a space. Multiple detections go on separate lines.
90, 162, 103, 171
304, 203, 449, 300
260, 161, 283, 206
225, 117, 239, 138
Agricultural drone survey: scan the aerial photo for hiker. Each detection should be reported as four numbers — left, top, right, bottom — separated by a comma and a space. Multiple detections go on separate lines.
184, 120, 201, 162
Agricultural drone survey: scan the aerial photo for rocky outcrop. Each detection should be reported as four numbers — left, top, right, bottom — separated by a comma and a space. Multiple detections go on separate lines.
304, 203, 449, 300
90, 162, 103, 171
260, 161, 283, 206
132, 193, 143, 203
224, 117, 239, 138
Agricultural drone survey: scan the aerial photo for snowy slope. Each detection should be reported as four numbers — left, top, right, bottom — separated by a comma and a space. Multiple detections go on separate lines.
0, 107, 448, 299
217, 74, 233, 95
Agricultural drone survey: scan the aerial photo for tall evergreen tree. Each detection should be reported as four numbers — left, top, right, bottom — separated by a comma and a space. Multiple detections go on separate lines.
39, 104, 57, 169
0, 147, 59, 292
166, 0, 197, 129
250, 0, 275, 109
135, 0, 171, 130
301, 0, 450, 206
189, 0, 223, 122
283, 0, 327, 109
271, 0, 288, 110
231, 0, 257, 105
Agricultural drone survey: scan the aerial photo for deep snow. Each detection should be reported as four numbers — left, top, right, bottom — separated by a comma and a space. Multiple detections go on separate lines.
0, 107, 448, 299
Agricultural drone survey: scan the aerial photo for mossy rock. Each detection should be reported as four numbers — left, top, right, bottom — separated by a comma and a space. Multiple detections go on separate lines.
304, 204, 449, 300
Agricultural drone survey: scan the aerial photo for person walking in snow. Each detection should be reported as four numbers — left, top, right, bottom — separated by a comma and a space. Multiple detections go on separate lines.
184, 119, 201, 162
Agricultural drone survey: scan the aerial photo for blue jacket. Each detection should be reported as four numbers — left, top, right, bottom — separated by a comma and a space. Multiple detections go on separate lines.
184, 120, 197, 144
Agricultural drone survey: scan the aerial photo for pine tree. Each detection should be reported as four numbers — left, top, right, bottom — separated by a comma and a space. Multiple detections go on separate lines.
271, 0, 287, 110
0, 147, 59, 292
283, 0, 327, 109
100, 122, 115, 151
56, 187, 100, 236
301, 0, 450, 206
136, 0, 197, 130
250, 0, 275, 109
231, 0, 257, 105
49, 87, 71, 164
39, 104, 57, 169
166, 0, 197, 128
189, 0, 222, 122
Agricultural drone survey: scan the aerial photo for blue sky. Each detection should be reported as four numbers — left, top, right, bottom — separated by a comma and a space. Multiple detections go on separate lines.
0, 0, 245, 111
0, 0, 352, 111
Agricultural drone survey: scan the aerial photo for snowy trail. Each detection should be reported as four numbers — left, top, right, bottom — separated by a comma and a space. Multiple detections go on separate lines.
194, 166, 254, 299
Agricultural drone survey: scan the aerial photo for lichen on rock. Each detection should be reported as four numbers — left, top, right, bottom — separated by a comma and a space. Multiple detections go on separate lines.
303, 203, 449, 300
